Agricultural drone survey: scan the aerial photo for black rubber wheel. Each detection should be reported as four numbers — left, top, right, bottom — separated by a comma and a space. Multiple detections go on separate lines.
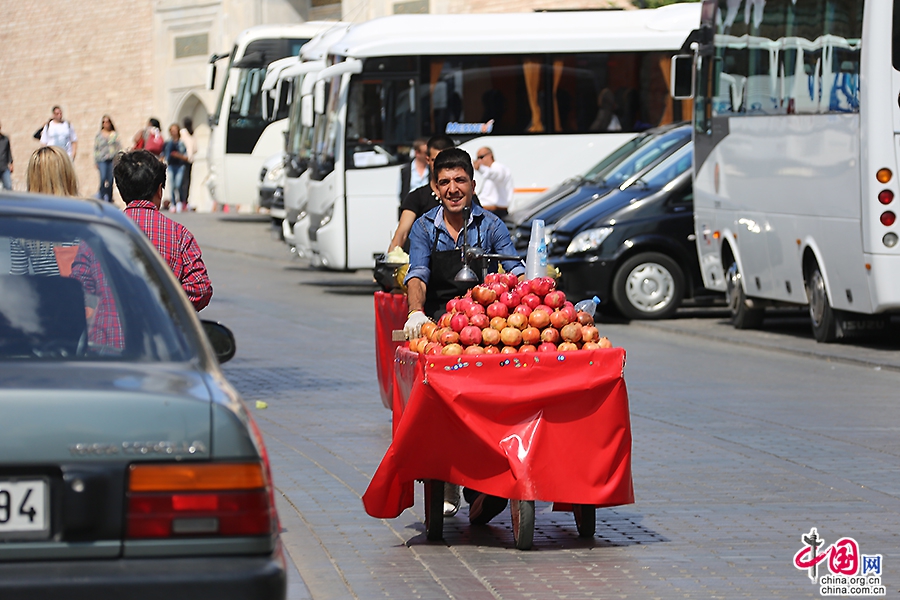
424, 479, 443, 541
806, 262, 840, 343
611, 252, 684, 320
573, 504, 596, 538
510, 499, 535, 550
725, 261, 764, 329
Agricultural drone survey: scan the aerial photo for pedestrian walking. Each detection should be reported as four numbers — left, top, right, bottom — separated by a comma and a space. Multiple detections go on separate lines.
179, 117, 196, 210
0, 120, 13, 191
132, 118, 165, 158
93, 115, 121, 202
39, 106, 78, 160
114, 149, 212, 310
163, 124, 189, 212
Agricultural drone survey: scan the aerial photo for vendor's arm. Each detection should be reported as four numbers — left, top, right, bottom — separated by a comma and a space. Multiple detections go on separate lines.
403, 215, 433, 287
388, 209, 417, 252
406, 277, 426, 314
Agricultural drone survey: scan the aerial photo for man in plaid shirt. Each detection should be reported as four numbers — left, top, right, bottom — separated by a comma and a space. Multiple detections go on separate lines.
114, 150, 213, 310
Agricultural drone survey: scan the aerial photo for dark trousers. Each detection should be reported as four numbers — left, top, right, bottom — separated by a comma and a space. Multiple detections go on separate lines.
180, 163, 193, 207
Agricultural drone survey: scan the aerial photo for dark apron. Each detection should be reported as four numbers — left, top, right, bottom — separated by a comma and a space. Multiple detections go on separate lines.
424, 224, 485, 320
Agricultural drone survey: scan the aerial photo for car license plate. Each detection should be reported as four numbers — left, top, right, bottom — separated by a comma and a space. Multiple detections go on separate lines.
0, 479, 50, 539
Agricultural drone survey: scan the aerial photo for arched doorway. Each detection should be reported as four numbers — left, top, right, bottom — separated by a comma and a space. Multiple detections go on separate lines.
175, 94, 211, 212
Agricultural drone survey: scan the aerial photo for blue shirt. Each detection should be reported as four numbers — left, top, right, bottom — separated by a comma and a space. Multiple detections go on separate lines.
405, 203, 525, 285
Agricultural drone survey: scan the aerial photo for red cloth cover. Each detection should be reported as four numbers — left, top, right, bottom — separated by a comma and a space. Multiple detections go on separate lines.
374, 292, 409, 410
363, 347, 634, 519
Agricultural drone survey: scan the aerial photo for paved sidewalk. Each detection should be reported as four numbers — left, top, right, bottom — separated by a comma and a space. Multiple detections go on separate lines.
178, 214, 899, 599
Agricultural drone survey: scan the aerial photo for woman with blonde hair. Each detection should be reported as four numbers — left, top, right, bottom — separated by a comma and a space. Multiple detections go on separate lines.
13, 146, 81, 275
26, 145, 79, 196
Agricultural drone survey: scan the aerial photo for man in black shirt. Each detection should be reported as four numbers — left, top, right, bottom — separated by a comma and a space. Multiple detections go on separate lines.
388, 134, 455, 252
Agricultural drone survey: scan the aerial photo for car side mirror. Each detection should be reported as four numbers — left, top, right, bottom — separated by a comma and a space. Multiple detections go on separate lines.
201, 320, 236, 364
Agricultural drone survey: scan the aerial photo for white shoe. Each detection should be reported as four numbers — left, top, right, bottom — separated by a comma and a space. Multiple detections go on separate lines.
443, 483, 460, 517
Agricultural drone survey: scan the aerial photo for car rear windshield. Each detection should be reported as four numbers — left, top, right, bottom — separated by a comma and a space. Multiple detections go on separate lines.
0, 217, 193, 362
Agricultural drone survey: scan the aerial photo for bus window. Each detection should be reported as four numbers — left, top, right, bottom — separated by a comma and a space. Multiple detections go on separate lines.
894, 0, 900, 70
713, 0, 861, 117
345, 77, 417, 168
418, 56, 540, 137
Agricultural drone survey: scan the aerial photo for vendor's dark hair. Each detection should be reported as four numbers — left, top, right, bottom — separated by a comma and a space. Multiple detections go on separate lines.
114, 150, 166, 203
432, 148, 474, 181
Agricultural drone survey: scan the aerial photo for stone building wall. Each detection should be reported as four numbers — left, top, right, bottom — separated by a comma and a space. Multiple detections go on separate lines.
0, 0, 155, 198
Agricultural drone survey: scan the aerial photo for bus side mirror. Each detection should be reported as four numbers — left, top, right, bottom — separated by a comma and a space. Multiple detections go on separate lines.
670, 54, 694, 100
207, 64, 217, 91
301, 95, 314, 127
314, 80, 326, 115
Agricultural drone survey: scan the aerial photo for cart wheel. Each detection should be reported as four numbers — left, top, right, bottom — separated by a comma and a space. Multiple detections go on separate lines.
510, 499, 535, 550
424, 479, 443, 541
573, 504, 596, 538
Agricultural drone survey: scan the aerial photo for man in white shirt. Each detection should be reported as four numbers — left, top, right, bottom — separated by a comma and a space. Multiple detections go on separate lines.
397, 138, 429, 211
473, 147, 513, 220
40, 106, 78, 160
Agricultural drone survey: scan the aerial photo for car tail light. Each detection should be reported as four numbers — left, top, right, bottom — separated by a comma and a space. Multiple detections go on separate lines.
876, 168, 892, 184
127, 462, 275, 539
880, 211, 896, 226
878, 190, 894, 205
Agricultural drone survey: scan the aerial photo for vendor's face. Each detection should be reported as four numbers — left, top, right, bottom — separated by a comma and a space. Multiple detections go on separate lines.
436, 167, 474, 215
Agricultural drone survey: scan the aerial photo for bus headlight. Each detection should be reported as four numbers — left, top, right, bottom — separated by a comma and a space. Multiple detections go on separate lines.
566, 227, 613, 256
320, 204, 334, 227
265, 163, 285, 183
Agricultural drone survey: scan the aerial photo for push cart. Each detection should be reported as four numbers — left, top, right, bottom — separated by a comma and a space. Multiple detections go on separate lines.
366, 297, 634, 550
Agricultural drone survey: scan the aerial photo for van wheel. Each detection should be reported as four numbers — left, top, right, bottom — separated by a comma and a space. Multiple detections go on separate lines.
725, 261, 764, 329
612, 252, 684, 320
805, 262, 840, 343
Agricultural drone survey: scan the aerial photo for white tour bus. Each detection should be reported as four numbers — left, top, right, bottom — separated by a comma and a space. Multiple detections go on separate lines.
282, 24, 351, 254
305, 5, 701, 271
206, 22, 338, 211
673, 0, 894, 342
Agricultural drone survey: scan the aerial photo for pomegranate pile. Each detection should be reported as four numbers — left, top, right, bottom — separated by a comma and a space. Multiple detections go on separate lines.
408, 273, 613, 356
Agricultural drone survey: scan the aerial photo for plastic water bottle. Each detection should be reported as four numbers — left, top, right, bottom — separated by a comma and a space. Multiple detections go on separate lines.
525, 220, 546, 280
574, 296, 601, 317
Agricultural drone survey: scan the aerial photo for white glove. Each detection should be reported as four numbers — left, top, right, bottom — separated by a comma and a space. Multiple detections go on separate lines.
404, 310, 430, 339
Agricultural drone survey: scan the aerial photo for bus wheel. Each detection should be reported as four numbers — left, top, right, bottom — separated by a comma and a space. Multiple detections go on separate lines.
805, 263, 840, 343
725, 261, 764, 329
612, 252, 684, 320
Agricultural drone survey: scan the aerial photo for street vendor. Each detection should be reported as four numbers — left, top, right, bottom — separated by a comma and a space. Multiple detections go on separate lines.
402, 147, 525, 522
403, 147, 524, 328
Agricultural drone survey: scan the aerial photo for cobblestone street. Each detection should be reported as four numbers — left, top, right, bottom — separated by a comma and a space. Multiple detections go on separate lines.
184, 214, 899, 599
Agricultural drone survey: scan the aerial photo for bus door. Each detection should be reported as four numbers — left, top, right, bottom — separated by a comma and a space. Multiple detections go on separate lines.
344, 73, 418, 268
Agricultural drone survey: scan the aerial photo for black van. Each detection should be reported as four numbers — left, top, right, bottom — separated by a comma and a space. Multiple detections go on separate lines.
548, 142, 718, 319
